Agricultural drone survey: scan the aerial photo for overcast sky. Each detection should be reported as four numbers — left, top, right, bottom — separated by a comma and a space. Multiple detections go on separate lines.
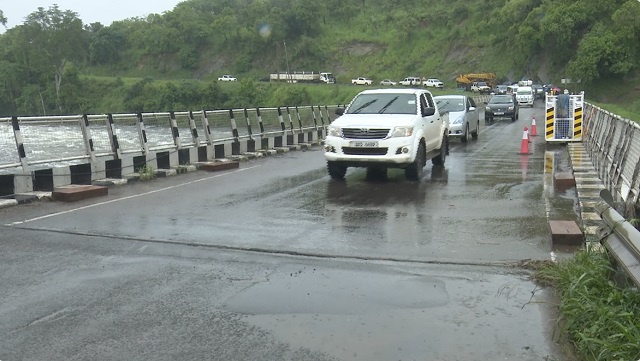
1, 0, 184, 30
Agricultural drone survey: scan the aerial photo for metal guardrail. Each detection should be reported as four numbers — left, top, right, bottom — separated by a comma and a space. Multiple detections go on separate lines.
0, 105, 337, 172
595, 190, 640, 288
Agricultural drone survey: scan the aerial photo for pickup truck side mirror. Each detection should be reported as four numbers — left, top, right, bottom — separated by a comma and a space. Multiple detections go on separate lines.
335, 108, 345, 116
423, 107, 436, 117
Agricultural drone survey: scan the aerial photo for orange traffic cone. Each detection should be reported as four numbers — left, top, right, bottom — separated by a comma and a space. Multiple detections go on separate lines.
520, 127, 530, 154
530, 116, 537, 136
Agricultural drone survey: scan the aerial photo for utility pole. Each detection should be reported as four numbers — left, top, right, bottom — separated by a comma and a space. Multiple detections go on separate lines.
283, 41, 290, 81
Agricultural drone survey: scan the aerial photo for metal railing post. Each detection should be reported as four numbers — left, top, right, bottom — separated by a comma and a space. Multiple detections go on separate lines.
79, 114, 97, 164
105, 114, 122, 159
11, 116, 29, 173
136, 112, 149, 156
229, 109, 239, 142
188, 111, 200, 146
201, 110, 214, 146
243, 108, 253, 137
169, 111, 182, 150
256, 107, 265, 137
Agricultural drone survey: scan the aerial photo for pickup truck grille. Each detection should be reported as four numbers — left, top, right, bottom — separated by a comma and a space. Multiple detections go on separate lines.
342, 128, 390, 139
342, 147, 389, 156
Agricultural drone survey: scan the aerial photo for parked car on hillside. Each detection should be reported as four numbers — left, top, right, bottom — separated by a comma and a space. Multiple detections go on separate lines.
470, 81, 491, 94
484, 94, 519, 122
352, 77, 373, 85
380, 79, 397, 86
434, 95, 479, 143
423, 78, 444, 88
399, 77, 421, 86
218, 75, 237, 81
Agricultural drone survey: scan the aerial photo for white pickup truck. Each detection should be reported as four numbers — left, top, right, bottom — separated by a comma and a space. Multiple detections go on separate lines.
352, 77, 373, 85
423, 78, 444, 88
324, 88, 449, 181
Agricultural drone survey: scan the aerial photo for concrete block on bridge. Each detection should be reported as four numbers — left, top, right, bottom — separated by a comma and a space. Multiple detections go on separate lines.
554, 172, 576, 192
195, 161, 240, 172
549, 220, 584, 246
52, 184, 108, 202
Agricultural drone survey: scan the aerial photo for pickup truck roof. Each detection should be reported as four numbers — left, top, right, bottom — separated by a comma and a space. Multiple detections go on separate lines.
357, 88, 429, 95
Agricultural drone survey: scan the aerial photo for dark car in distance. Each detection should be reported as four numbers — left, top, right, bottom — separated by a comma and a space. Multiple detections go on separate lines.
493, 85, 508, 95
484, 94, 519, 122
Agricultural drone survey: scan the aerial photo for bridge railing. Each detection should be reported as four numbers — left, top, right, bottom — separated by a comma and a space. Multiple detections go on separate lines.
0, 105, 337, 173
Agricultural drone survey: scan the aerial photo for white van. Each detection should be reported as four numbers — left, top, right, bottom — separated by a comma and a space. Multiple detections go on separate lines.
516, 86, 534, 107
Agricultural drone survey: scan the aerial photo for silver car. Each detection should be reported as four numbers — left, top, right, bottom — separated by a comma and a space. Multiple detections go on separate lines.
434, 95, 480, 143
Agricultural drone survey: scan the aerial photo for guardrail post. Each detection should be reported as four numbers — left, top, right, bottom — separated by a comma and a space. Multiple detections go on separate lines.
169, 111, 182, 150
11, 116, 33, 193
311, 105, 319, 130
295, 105, 303, 131
256, 107, 265, 137
229, 109, 239, 141
201, 110, 214, 146
136, 112, 149, 156
277, 107, 286, 134
324, 105, 332, 123
243, 108, 253, 137
317, 105, 326, 127
229, 109, 240, 155
286, 106, 294, 134
12, 116, 29, 173
105, 114, 122, 159
80, 114, 97, 163
188, 111, 200, 146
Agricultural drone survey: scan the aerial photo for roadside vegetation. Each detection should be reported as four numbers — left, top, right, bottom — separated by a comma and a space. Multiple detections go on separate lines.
0, 0, 639, 118
535, 249, 640, 361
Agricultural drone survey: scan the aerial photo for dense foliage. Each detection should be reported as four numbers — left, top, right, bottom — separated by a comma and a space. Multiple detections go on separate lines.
0, 0, 639, 116
536, 250, 640, 361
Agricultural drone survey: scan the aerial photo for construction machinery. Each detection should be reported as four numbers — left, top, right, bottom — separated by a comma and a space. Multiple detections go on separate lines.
455, 73, 497, 91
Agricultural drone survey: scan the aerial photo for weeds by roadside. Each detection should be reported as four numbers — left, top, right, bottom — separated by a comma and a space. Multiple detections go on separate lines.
534, 249, 640, 361
138, 165, 155, 181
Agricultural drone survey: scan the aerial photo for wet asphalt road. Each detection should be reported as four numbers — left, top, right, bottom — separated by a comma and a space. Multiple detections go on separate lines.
0, 101, 579, 361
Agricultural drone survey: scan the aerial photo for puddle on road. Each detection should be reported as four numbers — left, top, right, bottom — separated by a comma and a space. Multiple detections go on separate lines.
223, 266, 449, 315
222, 263, 570, 361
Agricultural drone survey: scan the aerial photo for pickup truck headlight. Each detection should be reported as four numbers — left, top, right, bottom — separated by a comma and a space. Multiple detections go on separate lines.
451, 115, 464, 125
389, 126, 413, 137
328, 125, 342, 137
508, 106, 514, 110
485, 106, 491, 111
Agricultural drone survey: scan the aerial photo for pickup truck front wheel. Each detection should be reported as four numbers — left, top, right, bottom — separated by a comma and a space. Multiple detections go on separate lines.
405, 142, 425, 181
432, 135, 447, 167
327, 161, 347, 180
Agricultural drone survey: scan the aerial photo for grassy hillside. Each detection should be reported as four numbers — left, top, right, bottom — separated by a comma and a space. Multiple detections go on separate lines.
1, 0, 639, 119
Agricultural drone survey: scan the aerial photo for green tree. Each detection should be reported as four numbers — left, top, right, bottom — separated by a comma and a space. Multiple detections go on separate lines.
0, 9, 6, 27
89, 26, 127, 65
21, 6, 89, 112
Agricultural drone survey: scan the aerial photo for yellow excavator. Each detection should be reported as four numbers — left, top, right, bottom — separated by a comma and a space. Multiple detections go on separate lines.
456, 73, 497, 90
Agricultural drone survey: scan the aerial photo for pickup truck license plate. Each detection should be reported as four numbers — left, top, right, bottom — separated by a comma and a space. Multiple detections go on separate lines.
349, 141, 378, 147
494, 112, 504, 115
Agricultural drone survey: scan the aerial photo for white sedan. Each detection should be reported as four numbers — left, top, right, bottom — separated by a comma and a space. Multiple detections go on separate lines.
434, 95, 480, 143
380, 79, 397, 86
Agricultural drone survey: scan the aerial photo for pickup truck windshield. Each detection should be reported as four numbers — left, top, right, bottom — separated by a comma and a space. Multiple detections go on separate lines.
347, 93, 417, 115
